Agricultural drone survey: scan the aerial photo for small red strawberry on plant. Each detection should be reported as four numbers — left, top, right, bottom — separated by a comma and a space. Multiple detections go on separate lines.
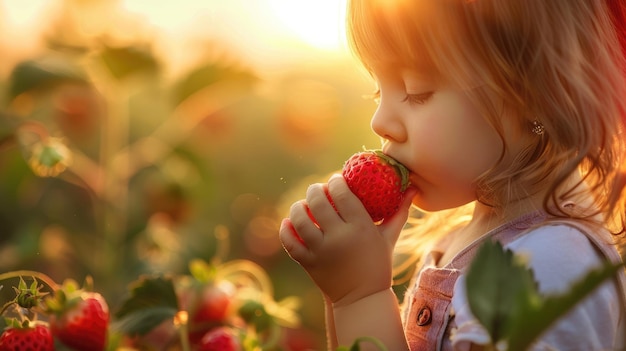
342, 149, 410, 222
0, 276, 54, 351
45, 278, 110, 351
197, 326, 242, 351
0, 321, 54, 351
186, 282, 233, 343
181, 260, 235, 345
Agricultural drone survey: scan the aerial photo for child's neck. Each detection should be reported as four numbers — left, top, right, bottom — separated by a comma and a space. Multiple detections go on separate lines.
436, 196, 544, 267
472, 196, 544, 231
437, 172, 593, 267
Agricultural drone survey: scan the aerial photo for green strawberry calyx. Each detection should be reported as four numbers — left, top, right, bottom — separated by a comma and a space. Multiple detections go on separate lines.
370, 149, 411, 192
44, 277, 95, 315
3, 318, 48, 330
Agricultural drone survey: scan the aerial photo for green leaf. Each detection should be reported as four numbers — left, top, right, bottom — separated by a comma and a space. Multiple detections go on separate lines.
8, 56, 87, 99
466, 240, 624, 351
97, 45, 159, 80
172, 62, 257, 105
238, 300, 272, 332
113, 275, 179, 335
465, 240, 539, 342
111, 307, 177, 336
506, 261, 624, 351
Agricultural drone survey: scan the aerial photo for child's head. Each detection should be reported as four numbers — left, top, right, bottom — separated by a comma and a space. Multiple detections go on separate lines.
347, 0, 626, 228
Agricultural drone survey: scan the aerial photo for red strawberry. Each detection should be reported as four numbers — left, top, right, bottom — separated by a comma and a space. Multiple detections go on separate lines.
0, 323, 54, 351
342, 150, 410, 222
186, 282, 233, 344
198, 327, 242, 351
48, 290, 109, 351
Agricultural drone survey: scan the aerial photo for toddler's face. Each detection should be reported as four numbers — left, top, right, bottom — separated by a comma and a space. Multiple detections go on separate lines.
370, 63, 507, 211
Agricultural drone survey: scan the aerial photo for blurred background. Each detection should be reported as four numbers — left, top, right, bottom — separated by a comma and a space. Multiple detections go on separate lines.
0, 0, 381, 348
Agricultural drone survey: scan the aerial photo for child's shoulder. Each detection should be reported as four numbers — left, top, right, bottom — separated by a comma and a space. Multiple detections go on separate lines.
505, 222, 608, 294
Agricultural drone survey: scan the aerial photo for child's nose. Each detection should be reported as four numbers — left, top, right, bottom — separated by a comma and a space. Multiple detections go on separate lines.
371, 102, 406, 143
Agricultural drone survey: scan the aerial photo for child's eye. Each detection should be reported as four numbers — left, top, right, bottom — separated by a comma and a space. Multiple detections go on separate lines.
401, 92, 433, 105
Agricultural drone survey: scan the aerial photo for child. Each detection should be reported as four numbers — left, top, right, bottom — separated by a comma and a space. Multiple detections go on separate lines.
279, 0, 626, 350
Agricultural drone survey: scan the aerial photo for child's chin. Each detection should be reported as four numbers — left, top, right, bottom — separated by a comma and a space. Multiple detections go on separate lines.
411, 197, 471, 213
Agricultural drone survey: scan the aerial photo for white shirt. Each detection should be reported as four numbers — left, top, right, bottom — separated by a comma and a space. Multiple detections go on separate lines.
450, 225, 623, 350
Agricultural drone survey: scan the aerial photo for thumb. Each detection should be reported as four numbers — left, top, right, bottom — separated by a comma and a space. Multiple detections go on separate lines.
380, 187, 419, 244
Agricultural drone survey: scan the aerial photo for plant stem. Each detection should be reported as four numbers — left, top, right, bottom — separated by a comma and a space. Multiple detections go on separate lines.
0, 270, 59, 291
174, 311, 191, 351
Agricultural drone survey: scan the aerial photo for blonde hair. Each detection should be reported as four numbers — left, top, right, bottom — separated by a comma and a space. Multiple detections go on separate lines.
347, 0, 626, 276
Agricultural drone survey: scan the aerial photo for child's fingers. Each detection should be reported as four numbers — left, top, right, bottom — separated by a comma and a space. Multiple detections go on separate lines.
279, 218, 310, 262
281, 200, 324, 263
306, 182, 342, 227
379, 187, 418, 243
326, 174, 371, 221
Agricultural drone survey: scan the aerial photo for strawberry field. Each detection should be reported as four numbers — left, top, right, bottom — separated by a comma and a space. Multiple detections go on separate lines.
3, 2, 624, 350
0, 1, 379, 349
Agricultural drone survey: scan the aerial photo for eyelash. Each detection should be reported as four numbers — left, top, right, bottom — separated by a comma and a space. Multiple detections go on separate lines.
367, 89, 433, 105
402, 92, 433, 105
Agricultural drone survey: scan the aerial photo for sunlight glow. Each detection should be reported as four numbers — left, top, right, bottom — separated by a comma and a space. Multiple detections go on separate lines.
121, 0, 348, 51
268, 0, 347, 51
0, 0, 352, 74
0, 0, 52, 28
118, 0, 351, 72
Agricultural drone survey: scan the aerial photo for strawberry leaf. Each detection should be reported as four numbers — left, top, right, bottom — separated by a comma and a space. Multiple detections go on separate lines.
465, 240, 538, 343
505, 260, 624, 351
0, 318, 6, 330
113, 275, 179, 335
112, 307, 178, 336
466, 240, 624, 350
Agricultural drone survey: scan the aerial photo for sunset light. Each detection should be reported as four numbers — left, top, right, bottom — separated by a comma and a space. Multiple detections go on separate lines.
119, 0, 350, 70
268, 0, 348, 51
0, 1, 374, 349
0, 0, 351, 73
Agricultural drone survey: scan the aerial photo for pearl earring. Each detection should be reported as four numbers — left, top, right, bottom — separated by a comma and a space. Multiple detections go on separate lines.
531, 120, 545, 136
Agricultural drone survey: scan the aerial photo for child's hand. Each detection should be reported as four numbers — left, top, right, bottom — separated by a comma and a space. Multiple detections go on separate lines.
279, 174, 417, 307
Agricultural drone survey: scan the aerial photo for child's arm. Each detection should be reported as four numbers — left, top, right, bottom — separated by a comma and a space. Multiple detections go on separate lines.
324, 296, 338, 349
333, 288, 408, 350
279, 175, 416, 350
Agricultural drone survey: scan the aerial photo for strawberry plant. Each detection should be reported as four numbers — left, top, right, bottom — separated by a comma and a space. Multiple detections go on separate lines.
113, 259, 302, 350
0, 323, 54, 351
342, 150, 410, 223
465, 240, 625, 351
46, 279, 110, 351
0, 255, 303, 351
197, 326, 242, 351
0, 277, 54, 351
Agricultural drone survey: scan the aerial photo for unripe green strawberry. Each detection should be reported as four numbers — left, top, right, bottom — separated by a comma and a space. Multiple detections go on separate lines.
0, 323, 54, 351
342, 150, 410, 222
